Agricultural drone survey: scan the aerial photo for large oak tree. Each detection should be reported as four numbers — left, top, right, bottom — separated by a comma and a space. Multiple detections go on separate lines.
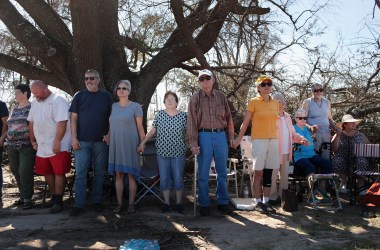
0, 0, 269, 124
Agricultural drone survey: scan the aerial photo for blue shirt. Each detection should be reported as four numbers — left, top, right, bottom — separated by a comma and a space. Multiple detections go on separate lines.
69, 89, 113, 141
293, 125, 316, 162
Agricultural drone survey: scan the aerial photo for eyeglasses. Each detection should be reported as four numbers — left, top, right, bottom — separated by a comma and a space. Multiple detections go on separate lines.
199, 76, 211, 82
85, 77, 98, 81
260, 81, 273, 87
117, 87, 129, 91
313, 88, 323, 93
296, 117, 307, 120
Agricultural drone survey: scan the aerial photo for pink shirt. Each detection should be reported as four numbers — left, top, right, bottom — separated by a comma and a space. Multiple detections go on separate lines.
277, 112, 304, 162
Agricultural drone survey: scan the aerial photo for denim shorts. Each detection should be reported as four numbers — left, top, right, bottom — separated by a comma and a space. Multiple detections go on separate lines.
156, 155, 185, 190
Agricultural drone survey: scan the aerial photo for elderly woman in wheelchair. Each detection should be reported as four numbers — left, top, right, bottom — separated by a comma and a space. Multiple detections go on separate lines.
293, 108, 333, 203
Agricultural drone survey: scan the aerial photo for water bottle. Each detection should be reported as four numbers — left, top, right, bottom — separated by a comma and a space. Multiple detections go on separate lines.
243, 185, 249, 198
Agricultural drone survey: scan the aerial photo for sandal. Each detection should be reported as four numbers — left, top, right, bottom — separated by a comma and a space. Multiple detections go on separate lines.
127, 204, 135, 213
113, 205, 122, 214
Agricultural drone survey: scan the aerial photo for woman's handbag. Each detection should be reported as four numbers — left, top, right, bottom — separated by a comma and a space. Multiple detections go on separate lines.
281, 189, 298, 212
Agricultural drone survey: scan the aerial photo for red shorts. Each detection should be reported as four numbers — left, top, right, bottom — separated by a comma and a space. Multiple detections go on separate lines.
35, 151, 72, 175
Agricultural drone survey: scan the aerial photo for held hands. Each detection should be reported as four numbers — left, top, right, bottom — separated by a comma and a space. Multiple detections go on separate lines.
232, 139, 240, 149
300, 138, 310, 146
311, 125, 319, 133
137, 143, 145, 153
72, 138, 81, 150
102, 134, 110, 145
191, 146, 200, 155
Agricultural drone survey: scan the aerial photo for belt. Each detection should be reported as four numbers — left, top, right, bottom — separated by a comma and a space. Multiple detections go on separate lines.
199, 128, 224, 133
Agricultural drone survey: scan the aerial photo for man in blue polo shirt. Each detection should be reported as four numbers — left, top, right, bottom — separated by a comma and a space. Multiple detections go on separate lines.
69, 69, 113, 216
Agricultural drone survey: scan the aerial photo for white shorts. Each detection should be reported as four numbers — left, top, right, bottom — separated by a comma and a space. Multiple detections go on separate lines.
251, 139, 280, 171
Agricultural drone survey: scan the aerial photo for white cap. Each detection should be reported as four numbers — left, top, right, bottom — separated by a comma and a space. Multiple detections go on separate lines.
198, 69, 213, 78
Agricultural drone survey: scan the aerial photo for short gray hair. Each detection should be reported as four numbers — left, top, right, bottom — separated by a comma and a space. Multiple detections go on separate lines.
311, 83, 323, 91
85, 69, 100, 78
117, 80, 131, 91
294, 108, 307, 118
272, 92, 285, 101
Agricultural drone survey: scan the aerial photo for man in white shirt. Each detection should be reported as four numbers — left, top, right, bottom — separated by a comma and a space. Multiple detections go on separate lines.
28, 80, 71, 213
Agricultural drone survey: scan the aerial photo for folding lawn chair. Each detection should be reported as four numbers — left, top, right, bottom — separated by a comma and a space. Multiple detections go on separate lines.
349, 144, 380, 206
135, 138, 165, 205
349, 143, 380, 205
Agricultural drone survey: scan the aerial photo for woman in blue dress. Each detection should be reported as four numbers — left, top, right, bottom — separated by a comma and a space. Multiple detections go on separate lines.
138, 91, 187, 213
107, 80, 145, 213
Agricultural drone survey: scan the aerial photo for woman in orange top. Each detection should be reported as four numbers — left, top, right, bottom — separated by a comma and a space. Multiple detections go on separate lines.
234, 75, 279, 214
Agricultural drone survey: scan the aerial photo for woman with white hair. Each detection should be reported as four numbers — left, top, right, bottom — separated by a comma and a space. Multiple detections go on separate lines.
293, 108, 332, 202
302, 83, 339, 159
331, 114, 370, 194
269, 93, 309, 205
107, 80, 145, 213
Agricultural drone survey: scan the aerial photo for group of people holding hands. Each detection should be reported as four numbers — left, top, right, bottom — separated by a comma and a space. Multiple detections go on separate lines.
0, 68, 371, 217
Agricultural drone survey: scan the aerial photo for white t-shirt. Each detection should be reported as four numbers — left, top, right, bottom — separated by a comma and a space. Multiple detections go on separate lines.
27, 93, 71, 158
281, 116, 290, 154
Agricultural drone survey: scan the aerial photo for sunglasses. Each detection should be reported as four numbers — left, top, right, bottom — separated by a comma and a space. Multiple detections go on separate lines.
296, 117, 307, 120
313, 88, 323, 93
199, 76, 211, 82
117, 87, 129, 91
260, 81, 273, 87
85, 77, 97, 81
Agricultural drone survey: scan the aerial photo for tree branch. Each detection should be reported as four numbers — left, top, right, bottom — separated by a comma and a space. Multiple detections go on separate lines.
0, 0, 67, 74
0, 53, 70, 93
170, 0, 210, 69
15, 0, 72, 49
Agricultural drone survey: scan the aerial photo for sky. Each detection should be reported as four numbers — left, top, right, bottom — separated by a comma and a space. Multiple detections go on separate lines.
1, 1, 379, 112
150, 0, 380, 114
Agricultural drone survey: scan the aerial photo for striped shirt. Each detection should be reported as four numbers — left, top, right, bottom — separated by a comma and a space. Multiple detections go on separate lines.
187, 89, 234, 147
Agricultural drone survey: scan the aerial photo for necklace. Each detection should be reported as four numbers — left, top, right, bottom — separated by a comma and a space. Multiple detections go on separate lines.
313, 98, 322, 109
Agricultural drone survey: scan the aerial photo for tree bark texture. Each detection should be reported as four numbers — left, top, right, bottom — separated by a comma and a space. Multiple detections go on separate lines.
0, 0, 270, 126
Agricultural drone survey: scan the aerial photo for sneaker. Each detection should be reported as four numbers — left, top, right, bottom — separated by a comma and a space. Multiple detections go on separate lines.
22, 201, 33, 210
112, 205, 122, 214
127, 204, 135, 213
175, 204, 184, 213
93, 203, 104, 212
217, 204, 233, 215
49, 203, 63, 214
254, 202, 269, 214
162, 204, 172, 213
265, 203, 277, 214
199, 206, 210, 216
43, 197, 56, 209
268, 197, 281, 206
69, 207, 84, 217
14, 198, 24, 206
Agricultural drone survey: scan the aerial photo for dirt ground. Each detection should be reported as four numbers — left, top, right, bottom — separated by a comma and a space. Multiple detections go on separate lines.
1, 164, 380, 250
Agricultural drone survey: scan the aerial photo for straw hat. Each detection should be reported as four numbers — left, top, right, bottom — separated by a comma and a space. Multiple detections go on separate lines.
337, 114, 362, 128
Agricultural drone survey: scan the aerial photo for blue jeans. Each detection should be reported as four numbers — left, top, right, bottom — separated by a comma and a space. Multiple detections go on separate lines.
156, 155, 185, 190
74, 141, 108, 208
295, 155, 332, 177
197, 131, 229, 207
